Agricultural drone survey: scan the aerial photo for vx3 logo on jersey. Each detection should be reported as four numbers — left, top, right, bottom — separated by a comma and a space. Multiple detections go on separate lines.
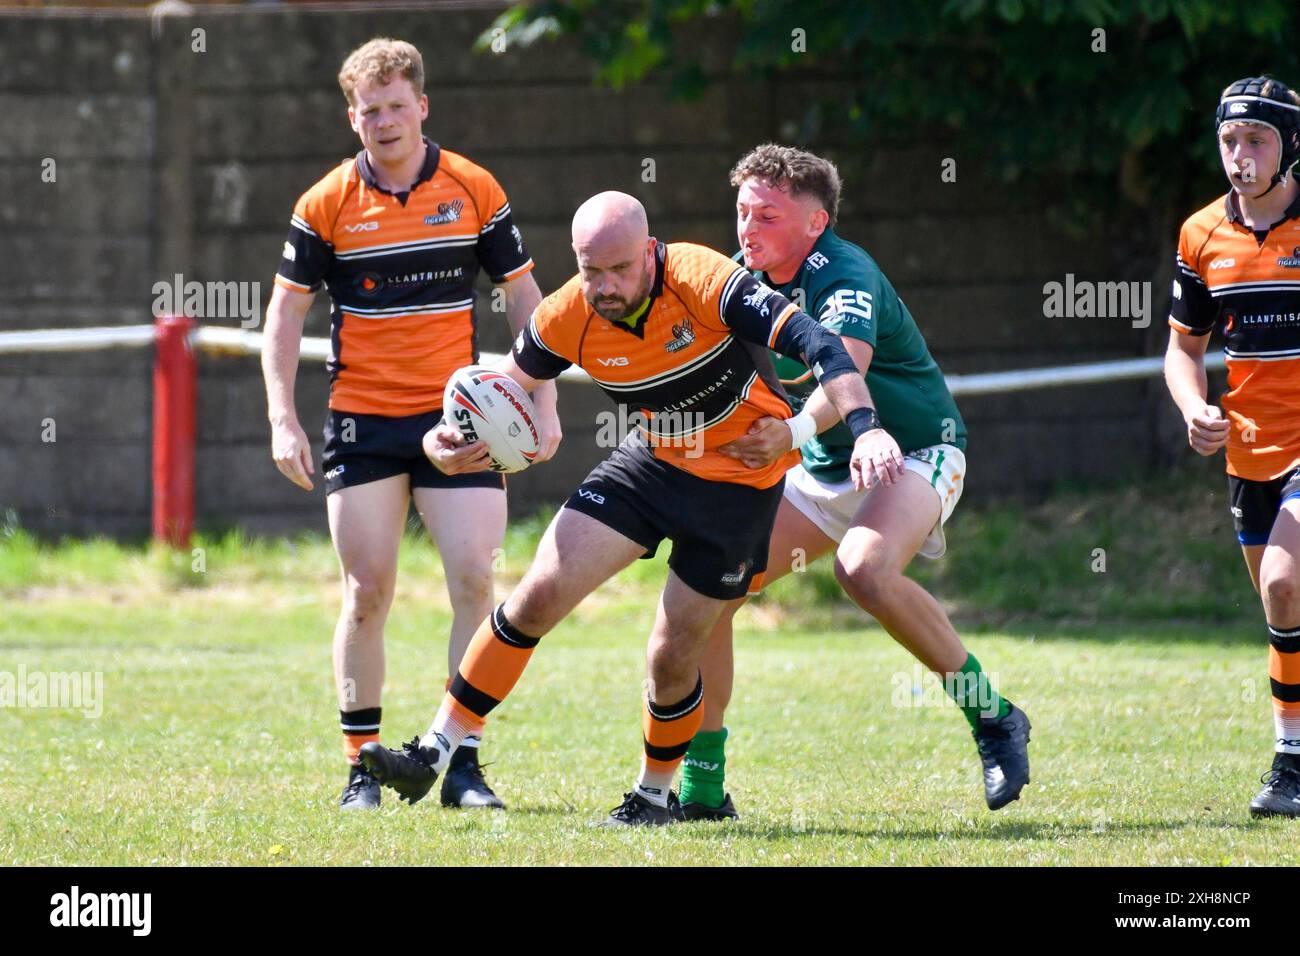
344, 221, 380, 233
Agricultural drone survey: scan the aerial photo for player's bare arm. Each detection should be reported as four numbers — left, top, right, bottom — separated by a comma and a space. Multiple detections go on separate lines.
786, 338, 872, 435
721, 336, 879, 470
721, 276, 887, 492
818, 371, 904, 491
498, 272, 562, 462
262, 283, 317, 491
722, 287, 900, 488
1165, 327, 1229, 456
816, 353, 907, 490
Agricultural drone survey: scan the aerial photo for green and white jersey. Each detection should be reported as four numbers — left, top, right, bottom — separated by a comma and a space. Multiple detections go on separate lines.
743, 226, 965, 483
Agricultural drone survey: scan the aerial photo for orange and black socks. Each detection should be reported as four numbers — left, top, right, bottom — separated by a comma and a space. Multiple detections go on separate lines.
340, 707, 381, 765
635, 674, 705, 807
1269, 623, 1300, 755
422, 603, 539, 768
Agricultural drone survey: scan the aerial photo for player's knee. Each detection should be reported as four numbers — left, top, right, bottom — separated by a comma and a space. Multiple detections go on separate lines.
647, 639, 695, 691
834, 545, 895, 610
443, 560, 495, 615
504, 573, 563, 636
341, 570, 395, 622
1261, 564, 1299, 618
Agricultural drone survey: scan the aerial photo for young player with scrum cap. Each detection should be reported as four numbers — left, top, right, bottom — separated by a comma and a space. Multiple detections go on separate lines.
1165, 76, 1300, 818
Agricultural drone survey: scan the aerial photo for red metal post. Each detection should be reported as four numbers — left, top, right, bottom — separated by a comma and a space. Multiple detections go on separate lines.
152, 315, 197, 547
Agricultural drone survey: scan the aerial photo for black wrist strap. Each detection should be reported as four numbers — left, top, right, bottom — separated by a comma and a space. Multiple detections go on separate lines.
845, 407, 881, 439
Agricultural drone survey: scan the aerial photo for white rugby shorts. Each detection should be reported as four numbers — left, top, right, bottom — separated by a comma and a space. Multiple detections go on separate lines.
782, 443, 966, 559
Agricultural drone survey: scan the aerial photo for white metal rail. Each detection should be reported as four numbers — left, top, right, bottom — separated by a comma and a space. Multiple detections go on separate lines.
0, 324, 1227, 395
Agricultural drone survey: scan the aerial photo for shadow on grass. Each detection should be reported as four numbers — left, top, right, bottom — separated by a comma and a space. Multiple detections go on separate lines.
511, 803, 586, 818
680, 816, 1259, 842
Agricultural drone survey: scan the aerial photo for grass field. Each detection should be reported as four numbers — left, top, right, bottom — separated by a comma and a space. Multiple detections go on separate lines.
2, 468, 1297, 866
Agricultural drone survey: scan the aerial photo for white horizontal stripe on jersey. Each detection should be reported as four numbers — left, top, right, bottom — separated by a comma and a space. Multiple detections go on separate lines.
334, 235, 479, 261
589, 336, 734, 392
1209, 279, 1300, 297
343, 298, 475, 317
643, 371, 759, 438
1224, 346, 1300, 361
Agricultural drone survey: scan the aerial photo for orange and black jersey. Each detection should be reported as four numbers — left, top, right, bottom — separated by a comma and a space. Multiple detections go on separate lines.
275, 139, 534, 417
512, 241, 861, 488
1171, 190, 1300, 481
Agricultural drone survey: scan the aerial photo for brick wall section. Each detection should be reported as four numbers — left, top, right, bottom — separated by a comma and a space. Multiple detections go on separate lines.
0, 7, 1180, 537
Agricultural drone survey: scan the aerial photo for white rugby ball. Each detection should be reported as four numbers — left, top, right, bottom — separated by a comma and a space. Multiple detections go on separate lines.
439, 365, 540, 474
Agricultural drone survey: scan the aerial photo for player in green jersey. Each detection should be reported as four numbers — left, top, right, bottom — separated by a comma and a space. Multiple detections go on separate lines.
678, 145, 1032, 819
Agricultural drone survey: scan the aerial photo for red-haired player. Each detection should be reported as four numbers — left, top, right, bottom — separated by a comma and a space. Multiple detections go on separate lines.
262, 38, 560, 812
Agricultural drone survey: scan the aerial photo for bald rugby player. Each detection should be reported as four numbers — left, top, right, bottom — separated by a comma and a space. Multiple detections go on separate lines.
358, 191, 887, 825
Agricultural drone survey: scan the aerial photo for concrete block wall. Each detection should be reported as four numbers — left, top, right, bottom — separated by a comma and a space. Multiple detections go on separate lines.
0, 6, 1167, 536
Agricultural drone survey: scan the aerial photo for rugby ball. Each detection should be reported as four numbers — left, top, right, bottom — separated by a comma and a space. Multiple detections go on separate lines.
438, 365, 540, 474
